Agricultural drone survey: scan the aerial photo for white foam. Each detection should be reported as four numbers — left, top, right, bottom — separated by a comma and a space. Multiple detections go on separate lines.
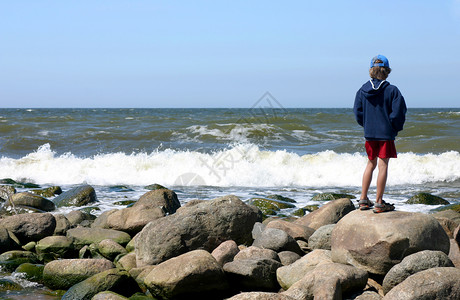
0, 143, 459, 187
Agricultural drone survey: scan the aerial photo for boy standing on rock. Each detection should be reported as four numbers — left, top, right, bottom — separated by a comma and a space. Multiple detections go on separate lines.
353, 55, 407, 213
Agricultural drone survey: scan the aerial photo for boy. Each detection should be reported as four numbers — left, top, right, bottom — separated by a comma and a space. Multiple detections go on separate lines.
353, 55, 407, 213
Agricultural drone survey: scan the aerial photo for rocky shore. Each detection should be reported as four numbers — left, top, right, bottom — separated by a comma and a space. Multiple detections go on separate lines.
0, 181, 459, 300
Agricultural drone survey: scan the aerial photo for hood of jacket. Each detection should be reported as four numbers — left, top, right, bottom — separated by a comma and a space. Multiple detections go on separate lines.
361, 78, 390, 97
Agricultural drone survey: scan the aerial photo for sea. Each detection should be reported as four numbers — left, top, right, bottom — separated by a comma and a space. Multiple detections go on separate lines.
0, 105, 459, 298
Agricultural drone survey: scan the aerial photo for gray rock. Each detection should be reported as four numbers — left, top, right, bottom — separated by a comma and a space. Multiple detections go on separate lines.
282, 263, 368, 300
97, 239, 127, 261
308, 224, 335, 250
0, 250, 39, 272
331, 210, 450, 275
91, 291, 128, 300
252, 228, 303, 256
224, 258, 283, 291
294, 198, 355, 230
266, 219, 315, 241
62, 268, 140, 300
0, 185, 16, 202
0, 227, 13, 253
135, 195, 261, 266
136, 188, 181, 214
382, 250, 454, 294
53, 185, 97, 207
36, 235, 74, 258
144, 250, 228, 299
234, 246, 280, 262
115, 252, 137, 271
43, 258, 114, 290
278, 251, 301, 266
355, 291, 383, 300
9, 192, 55, 211
67, 228, 131, 250
252, 222, 266, 240
66, 210, 96, 227
276, 249, 332, 290
227, 292, 296, 300
211, 240, 240, 266
382, 267, 460, 300
0, 213, 56, 244
53, 214, 71, 235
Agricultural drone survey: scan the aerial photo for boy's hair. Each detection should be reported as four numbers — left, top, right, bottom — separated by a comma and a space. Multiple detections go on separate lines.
369, 60, 391, 80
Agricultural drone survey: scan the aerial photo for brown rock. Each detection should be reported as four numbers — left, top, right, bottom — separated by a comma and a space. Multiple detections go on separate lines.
266, 219, 315, 241
211, 240, 240, 266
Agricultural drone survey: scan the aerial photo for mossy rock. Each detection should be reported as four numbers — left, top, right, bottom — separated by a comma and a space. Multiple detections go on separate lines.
266, 194, 297, 203
311, 193, 356, 201
114, 200, 137, 206
0, 250, 39, 272
53, 185, 97, 207
30, 186, 63, 197
432, 203, 460, 213
15, 263, 45, 283
406, 193, 450, 205
78, 206, 101, 215
109, 186, 135, 193
0, 278, 22, 292
129, 293, 154, 300
248, 197, 296, 216
0, 178, 40, 189
291, 205, 319, 217
144, 183, 167, 190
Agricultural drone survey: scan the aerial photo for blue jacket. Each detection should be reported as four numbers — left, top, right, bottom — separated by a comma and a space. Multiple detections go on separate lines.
353, 78, 407, 141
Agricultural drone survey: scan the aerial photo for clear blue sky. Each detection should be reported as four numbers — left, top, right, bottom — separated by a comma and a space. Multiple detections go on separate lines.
1, 1, 459, 108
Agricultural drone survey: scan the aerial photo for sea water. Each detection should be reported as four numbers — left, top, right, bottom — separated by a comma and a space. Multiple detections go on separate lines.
0, 107, 459, 297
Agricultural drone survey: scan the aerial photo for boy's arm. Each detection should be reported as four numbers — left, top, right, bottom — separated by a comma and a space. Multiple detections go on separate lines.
353, 91, 364, 126
389, 88, 407, 132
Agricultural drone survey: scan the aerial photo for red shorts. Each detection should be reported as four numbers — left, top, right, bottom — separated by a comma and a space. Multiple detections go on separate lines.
365, 140, 397, 160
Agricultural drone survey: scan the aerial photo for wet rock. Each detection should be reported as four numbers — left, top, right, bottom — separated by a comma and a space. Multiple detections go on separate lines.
0, 185, 16, 202
248, 197, 295, 216
331, 210, 450, 275
0, 250, 39, 272
382, 250, 454, 294
14, 262, 45, 283
53, 185, 97, 207
406, 192, 450, 205
0, 278, 22, 292
43, 258, 114, 290
9, 192, 56, 211
311, 193, 356, 201
382, 267, 460, 300
30, 186, 62, 197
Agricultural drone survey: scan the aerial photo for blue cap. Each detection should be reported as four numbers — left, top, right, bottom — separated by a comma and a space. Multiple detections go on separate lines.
370, 55, 390, 68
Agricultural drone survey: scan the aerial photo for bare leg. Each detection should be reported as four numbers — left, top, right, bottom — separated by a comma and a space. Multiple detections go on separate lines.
361, 158, 377, 200
375, 158, 389, 204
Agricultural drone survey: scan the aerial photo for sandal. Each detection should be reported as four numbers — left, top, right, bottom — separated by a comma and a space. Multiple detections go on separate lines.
358, 198, 374, 210
373, 200, 395, 213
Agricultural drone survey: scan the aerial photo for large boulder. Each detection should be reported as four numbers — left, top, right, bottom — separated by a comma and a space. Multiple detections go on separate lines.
43, 258, 114, 290
0, 213, 56, 244
135, 195, 261, 266
294, 198, 355, 230
282, 263, 368, 300
53, 185, 97, 207
143, 250, 228, 299
9, 192, 56, 211
331, 210, 450, 275
382, 250, 454, 294
92, 189, 180, 235
382, 267, 460, 300
62, 268, 140, 300
36, 235, 75, 258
